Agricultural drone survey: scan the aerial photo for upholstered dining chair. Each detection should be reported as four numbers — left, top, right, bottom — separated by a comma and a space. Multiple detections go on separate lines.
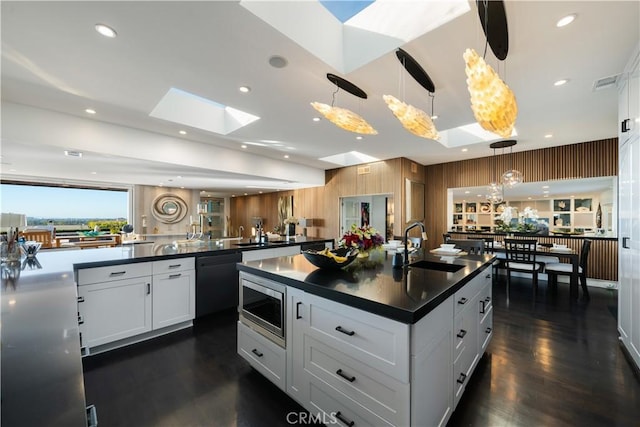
448, 239, 485, 255
504, 238, 543, 300
545, 239, 592, 300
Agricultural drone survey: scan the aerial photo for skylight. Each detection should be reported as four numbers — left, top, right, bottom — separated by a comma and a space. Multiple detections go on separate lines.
149, 88, 260, 135
319, 151, 379, 167
437, 123, 518, 149
240, 0, 470, 74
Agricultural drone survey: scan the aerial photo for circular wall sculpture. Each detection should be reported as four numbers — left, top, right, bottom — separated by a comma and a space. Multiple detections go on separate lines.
151, 193, 188, 224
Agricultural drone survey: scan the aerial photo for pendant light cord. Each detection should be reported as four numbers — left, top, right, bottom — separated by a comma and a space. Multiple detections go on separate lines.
482, 0, 489, 59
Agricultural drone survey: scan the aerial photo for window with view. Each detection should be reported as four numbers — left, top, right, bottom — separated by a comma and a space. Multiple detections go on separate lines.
1, 182, 129, 234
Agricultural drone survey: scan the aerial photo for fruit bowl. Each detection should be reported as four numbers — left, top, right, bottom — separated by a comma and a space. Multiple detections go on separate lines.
302, 247, 358, 270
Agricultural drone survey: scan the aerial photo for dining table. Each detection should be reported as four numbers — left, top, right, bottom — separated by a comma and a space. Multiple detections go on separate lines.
492, 243, 580, 301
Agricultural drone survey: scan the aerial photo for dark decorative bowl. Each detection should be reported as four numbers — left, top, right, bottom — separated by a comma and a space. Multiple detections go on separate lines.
302, 247, 358, 270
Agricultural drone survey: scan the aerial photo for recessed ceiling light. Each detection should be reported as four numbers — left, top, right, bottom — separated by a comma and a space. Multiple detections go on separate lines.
95, 23, 117, 38
356, 136, 363, 140
231, 195, 236, 197
241, 144, 247, 149
180, 186, 184, 189
268, 55, 288, 68
244, 193, 248, 196
431, 115, 439, 120
461, 148, 468, 152
200, 190, 205, 193
556, 14, 577, 28
85, 108, 96, 115
554, 79, 569, 86
259, 191, 263, 194
179, 130, 187, 135
9, 168, 16, 172
571, 195, 575, 198
284, 154, 290, 159
543, 191, 549, 194
159, 183, 164, 187
239, 86, 251, 93
64, 150, 83, 158
544, 134, 553, 138
90, 171, 97, 175
313, 117, 320, 122
528, 197, 532, 200
544, 195, 549, 198
464, 191, 470, 194
542, 185, 549, 189
177, 176, 182, 179
477, 194, 482, 197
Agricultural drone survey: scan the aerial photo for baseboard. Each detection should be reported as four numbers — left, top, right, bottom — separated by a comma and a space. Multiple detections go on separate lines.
619, 338, 640, 381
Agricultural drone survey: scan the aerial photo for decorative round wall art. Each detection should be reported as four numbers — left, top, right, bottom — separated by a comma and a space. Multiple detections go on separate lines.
151, 193, 188, 224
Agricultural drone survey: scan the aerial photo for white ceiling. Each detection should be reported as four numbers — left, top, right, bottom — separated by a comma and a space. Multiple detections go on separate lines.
1, 1, 639, 196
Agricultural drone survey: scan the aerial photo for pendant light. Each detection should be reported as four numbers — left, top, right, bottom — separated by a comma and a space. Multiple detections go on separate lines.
500, 140, 523, 188
486, 143, 504, 203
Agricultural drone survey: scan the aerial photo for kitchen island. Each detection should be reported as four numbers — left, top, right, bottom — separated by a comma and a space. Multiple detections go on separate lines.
237, 252, 495, 426
0, 237, 332, 427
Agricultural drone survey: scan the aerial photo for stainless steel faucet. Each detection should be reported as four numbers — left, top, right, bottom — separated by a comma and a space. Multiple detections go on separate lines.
404, 221, 427, 266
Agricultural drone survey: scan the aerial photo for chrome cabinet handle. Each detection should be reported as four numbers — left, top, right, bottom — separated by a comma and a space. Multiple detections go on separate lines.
480, 300, 486, 314
168, 273, 182, 279
251, 348, 263, 358
457, 373, 467, 384
78, 315, 84, 325
485, 274, 491, 279
458, 297, 468, 305
335, 326, 355, 336
77, 296, 85, 303
457, 329, 467, 338
109, 271, 126, 276
486, 327, 492, 334
622, 237, 630, 249
336, 369, 356, 383
147, 283, 151, 295
168, 264, 181, 269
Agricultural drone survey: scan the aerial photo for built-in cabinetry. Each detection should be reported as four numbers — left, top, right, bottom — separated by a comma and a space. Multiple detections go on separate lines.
618, 42, 640, 371
198, 198, 225, 238
239, 265, 492, 426
452, 198, 600, 234
77, 257, 195, 355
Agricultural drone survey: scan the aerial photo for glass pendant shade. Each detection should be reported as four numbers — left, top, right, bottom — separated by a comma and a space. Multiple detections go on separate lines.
486, 182, 503, 203
310, 102, 377, 135
502, 169, 523, 188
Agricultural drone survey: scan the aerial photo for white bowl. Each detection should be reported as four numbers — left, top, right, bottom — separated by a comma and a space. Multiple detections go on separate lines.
440, 244, 456, 250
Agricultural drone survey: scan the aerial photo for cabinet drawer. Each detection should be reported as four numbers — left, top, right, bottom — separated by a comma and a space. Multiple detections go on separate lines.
77, 262, 152, 285
454, 267, 490, 316
152, 257, 194, 274
306, 293, 410, 382
307, 380, 393, 427
480, 305, 493, 352
304, 335, 409, 426
237, 322, 286, 391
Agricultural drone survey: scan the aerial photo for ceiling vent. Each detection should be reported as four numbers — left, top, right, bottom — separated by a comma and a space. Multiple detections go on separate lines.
592, 74, 620, 91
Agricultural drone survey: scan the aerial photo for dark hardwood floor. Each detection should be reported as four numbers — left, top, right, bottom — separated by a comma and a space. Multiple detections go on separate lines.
83, 277, 640, 427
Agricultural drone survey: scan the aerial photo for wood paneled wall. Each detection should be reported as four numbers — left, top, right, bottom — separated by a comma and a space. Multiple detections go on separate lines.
425, 138, 619, 280
229, 158, 422, 241
229, 139, 618, 281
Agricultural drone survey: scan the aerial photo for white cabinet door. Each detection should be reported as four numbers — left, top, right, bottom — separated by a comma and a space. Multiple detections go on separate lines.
152, 269, 195, 330
78, 277, 152, 348
286, 286, 309, 405
630, 135, 640, 365
410, 296, 454, 427
619, 140, 633, 345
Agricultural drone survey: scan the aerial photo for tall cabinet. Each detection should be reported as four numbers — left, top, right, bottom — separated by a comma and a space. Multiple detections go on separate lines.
618, 42, 640, 371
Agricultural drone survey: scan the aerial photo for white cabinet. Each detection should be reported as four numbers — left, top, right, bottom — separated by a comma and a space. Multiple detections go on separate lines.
618, 43, 640, 371
243, 264, 492, 426
241, 245, 301, 262
152, 258, 195, 330
78, 276, 152, 349
77, 257, 195, 354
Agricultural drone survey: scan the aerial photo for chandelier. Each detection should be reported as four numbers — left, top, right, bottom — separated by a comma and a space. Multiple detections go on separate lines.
383, 48, 439, 140
464, 48, 517, 138
311, 73, 377, 135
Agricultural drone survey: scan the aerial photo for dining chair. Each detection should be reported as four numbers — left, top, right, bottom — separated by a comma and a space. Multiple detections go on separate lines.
448, 239, 485, 255
504, 238, 543, 300
20, 230, 53, 249
482, 237, 503, 276
545, 239, 592, 300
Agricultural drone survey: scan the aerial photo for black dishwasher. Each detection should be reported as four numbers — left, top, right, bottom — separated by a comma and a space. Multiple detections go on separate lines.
196, 252, 243, 318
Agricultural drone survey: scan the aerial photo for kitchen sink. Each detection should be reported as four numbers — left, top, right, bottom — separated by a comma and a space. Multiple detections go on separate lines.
409, 260, 464, 273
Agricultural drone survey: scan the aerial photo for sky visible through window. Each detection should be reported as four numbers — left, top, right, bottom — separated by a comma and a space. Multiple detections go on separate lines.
1, 184, 128, 221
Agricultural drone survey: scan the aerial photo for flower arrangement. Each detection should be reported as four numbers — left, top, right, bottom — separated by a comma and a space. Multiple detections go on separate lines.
339, 224, 384, 252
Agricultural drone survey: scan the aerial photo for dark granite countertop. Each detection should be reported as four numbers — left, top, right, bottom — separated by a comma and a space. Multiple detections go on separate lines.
238, 252, 495, 324
0, 236, 331, 426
